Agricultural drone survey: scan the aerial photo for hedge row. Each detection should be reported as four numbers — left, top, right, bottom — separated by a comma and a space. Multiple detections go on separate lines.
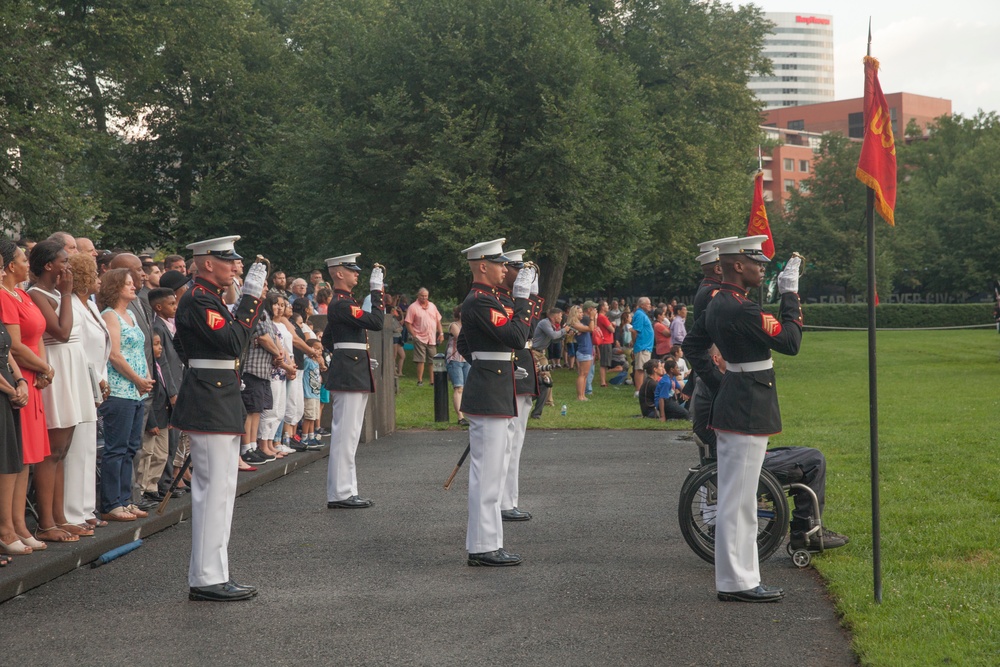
757, 303, 995, 329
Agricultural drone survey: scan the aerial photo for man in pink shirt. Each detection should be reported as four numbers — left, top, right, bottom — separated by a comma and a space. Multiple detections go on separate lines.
404, 287, 444, 385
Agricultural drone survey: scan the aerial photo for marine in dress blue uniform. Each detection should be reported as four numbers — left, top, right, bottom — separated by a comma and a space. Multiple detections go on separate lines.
321, 253, 384, 509
682, 236, 803, 603
172, 236, 264, 602
457, 239, 533, 566
691, 236, 736, 319
683, 238, 735, 399
495, 249, 539, 522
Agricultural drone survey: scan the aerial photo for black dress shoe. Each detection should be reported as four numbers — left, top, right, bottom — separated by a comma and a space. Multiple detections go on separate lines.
134, 497, 159, 511
501, 508, 532, 522
717, 584, 785, 603
327, 495, 374, 509
189, 581, 257, 602
467, 549, 523, 567
227, 579, 258, 595
142, 491, 164, 503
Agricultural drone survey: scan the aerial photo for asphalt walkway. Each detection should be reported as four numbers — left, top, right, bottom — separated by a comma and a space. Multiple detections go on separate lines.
0, 430, 856, 666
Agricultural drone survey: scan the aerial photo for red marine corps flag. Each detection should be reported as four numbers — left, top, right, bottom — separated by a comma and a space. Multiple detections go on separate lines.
857, 29, 896, 607
747, 169, 774, 259
855, 55, 897, 225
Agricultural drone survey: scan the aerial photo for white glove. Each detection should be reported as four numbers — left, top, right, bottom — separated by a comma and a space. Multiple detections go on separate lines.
241, 262, 267, 300
777, 256, 802, 295
512, 266, 536, 299
513, 366, 529, 380
530, 272, 539, 296
370, 267, 384, 291
370, 358, 379, 371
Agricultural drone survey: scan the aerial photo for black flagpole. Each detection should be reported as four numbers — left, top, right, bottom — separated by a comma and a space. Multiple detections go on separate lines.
865, 18, 883, 605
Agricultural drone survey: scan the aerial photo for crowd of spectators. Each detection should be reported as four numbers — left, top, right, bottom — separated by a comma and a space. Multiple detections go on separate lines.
432, 294, 692, 422
0, 232, 393, 565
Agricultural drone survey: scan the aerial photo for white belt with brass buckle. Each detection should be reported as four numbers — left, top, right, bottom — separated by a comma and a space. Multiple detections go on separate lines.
333, 342, 369, 350
189, 359, 238, 370
726, 359, 773, 373
471, 351, 515, 362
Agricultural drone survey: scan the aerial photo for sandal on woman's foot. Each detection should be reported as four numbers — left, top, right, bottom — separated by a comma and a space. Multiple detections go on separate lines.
86, 518, 109, 528
0, 537, 32, 555
101, 507, 136, 522
126, 504, 149, 519
0, 554, 10, 566
17, 534, 46, 550
35, 526, 80, 542
59, 523, 95, 537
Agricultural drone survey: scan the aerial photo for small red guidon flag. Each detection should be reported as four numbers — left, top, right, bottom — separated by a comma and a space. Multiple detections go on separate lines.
855, 56, 897, 226
747, 171, 775, 259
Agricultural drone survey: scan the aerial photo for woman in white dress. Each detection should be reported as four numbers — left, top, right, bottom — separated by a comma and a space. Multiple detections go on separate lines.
257, 294, 295, 459
63, 254, 110, 527
28, 240, 97, 539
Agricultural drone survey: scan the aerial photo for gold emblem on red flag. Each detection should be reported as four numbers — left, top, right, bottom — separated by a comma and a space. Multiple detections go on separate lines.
504, 306, 514, 318
206, 309, 225, 330
490, 309, 509, 327
760, 313, 782, 337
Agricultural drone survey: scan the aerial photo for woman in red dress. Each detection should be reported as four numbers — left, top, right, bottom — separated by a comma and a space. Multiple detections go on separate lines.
0, 241, 60, 547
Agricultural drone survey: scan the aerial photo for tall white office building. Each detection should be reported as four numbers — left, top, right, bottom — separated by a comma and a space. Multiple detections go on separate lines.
749, 12, 834, 109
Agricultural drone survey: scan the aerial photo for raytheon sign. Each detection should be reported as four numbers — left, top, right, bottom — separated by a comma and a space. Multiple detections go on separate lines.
796, 15, 831, 25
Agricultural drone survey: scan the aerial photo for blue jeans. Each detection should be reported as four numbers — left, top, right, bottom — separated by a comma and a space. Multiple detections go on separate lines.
98, 396, 145, 513
586, 361, 595, 394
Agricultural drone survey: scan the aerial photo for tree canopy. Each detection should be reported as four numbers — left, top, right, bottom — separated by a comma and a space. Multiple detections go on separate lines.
2, 0, 775, 299
778, 112, 1000, 301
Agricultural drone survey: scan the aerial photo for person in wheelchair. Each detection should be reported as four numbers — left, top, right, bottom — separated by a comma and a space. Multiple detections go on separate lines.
691, 345, 848, 553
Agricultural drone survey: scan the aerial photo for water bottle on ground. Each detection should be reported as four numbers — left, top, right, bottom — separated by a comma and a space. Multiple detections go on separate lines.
560, 404, 567, 416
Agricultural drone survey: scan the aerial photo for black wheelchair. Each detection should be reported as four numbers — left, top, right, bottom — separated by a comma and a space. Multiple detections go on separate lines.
677, 436, 829, 568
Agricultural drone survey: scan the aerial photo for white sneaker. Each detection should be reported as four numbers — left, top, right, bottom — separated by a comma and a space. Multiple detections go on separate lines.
633, 391, 640, 398
277, 444, 295, 454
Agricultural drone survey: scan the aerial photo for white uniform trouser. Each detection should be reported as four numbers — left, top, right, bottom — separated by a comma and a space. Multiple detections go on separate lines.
466, 415, 516, 553
501, 395, 533, 511
326, 392, 369, 501
714, 431, 769, 592
283, 375, 304, 426
188, 432, 240, 588
63, 420, 97, 525
258, 377, 286, 440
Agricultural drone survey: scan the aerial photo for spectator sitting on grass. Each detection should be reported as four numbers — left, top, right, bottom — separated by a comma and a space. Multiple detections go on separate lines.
655, 358, 690, 421
638, 358, 663, 418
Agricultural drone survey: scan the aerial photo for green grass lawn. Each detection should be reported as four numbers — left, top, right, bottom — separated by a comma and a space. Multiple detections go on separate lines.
394, 360, 692, 431
393, 330, 1000, 665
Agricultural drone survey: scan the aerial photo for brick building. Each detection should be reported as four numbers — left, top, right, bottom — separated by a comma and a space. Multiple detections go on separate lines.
763, 92, 952, 141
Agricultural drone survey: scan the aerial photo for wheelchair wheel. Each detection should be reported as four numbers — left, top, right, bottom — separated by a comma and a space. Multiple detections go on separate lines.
677, 462, 789, 565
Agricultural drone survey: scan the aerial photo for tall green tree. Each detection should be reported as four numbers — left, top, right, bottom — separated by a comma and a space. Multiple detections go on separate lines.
267, 0, 655, 300
48, 0, 291, 253
781, 112, 1000, 300
0, 1, 101, 237
895, 112, 1000, 295
610, 0, 773, 295
779, 134, 897, 299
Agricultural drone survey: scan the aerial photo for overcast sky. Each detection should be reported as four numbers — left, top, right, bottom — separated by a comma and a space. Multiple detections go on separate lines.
751, 0, 999, 116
